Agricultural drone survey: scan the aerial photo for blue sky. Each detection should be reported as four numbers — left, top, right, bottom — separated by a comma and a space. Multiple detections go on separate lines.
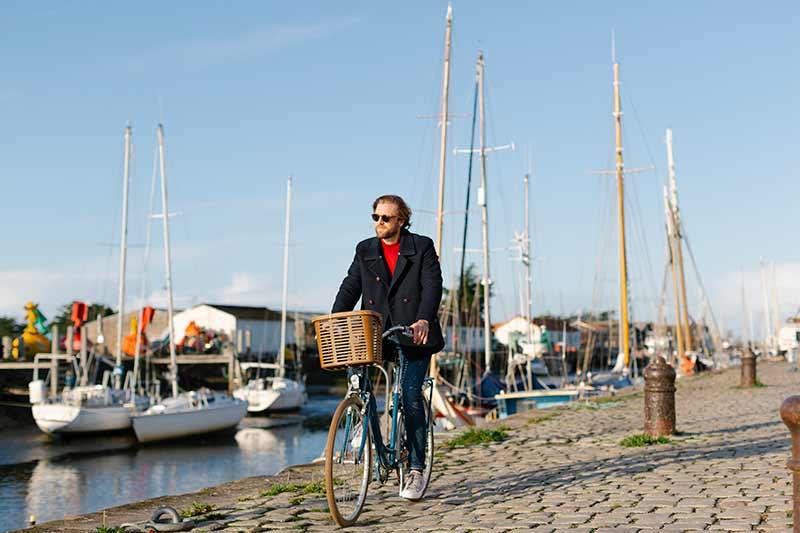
1, 1, 798, 340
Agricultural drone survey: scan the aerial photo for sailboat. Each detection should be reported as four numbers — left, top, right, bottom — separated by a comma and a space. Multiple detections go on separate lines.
131, 124, 247, 443
31, 125, 149, 435
233, 176, 307, 414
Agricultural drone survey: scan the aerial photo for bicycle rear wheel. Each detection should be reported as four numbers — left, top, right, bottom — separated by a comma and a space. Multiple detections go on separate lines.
325, 395, 372, 526
398, 396, 434, 498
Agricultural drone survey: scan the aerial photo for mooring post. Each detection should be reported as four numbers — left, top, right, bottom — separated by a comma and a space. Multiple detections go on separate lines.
643, 355, 676, 437
741, 347, 757, 387
780, 396, 800, 532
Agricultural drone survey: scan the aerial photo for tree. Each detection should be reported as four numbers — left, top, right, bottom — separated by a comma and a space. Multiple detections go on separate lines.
442, 263, 493, 324
49, 302, 115, 333
0, 316, 24, 338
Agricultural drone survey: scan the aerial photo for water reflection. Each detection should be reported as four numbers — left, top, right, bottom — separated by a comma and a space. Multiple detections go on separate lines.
0, 398, 333, 532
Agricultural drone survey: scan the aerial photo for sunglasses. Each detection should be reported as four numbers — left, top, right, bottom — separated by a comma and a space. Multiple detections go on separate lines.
371, 214, 397, 223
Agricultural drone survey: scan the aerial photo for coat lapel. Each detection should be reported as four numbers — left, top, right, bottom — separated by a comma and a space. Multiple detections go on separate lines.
388, 232, 416, 294
363, 237, 390, 289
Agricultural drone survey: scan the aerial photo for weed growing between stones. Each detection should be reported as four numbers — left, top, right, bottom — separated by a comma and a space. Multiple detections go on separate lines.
94, 527, 125, 533
619, 434, 671, 447
180, 502, 216, 518
261, 480, 327, 498
526, 413, 560, 425
442, 426, 508, 449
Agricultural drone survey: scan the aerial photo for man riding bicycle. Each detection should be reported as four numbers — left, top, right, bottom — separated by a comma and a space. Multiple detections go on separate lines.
332, 194, 444, 500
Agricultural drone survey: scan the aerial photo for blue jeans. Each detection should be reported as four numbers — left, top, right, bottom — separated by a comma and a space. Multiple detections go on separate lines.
364, 351, 430, 471
400, 352, 431, 471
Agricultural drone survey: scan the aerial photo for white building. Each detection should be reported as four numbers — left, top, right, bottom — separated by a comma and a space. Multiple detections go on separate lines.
164, 304, 308, 355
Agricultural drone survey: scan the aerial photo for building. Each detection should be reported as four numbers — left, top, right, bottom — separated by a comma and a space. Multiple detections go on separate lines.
167, 304, 317, 356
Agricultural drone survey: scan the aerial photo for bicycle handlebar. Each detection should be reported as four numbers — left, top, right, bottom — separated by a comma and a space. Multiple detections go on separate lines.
381, 325, 414, 339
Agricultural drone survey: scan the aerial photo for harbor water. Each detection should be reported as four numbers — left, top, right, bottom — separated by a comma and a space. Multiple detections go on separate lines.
0, 396, 341, 533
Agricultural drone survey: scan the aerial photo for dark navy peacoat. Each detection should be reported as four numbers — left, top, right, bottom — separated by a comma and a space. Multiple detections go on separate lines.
332, 229, 445, 355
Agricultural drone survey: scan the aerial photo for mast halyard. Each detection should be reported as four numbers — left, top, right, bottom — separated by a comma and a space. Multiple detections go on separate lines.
434, 3, 453, 256
612, 58, 631, 369
157, 124, 179, 399
477, 52, 492, 372
278, 176, 292, 378
115, 125, 132, 389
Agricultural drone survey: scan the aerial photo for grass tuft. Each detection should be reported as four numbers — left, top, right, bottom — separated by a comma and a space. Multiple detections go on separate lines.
526, 413, 560, 425
95, 528, 126, 533
180, 502, 217, 518
443, 426, 508, 449
619, 433, 671, 447
261, 480, 327, 498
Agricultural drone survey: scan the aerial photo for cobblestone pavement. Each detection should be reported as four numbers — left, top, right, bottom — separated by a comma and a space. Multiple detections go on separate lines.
26, 360, 798, 532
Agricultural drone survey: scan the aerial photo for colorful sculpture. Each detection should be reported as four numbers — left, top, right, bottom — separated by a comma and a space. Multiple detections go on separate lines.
11, 302, 51, 358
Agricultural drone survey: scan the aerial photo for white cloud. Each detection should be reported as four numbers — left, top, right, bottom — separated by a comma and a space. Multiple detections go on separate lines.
132, 16, 361, 70
0, 266, 115, 320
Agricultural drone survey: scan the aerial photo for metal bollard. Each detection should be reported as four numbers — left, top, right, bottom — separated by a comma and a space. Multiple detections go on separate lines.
780, 395, 800, 533
643, 355, 676, 437
741, 349, 757, 387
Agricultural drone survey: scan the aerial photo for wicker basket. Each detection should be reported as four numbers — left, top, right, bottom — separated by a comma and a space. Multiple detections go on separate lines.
312, 310, 383, 371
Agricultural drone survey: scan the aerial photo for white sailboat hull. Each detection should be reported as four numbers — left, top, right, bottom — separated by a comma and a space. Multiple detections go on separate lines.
233, 377, 306, 413
32, 403, 133, 434
132, 393, 247, 443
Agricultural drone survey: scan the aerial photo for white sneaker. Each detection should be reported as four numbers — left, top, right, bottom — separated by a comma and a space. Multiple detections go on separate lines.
350, 422, 363, 449
400, 469, 425, 500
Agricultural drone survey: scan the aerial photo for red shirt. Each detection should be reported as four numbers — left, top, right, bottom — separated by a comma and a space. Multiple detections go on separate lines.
381, 239, 401, 276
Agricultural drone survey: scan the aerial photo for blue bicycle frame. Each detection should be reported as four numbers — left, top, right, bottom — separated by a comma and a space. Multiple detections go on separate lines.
344, 337, 434, 475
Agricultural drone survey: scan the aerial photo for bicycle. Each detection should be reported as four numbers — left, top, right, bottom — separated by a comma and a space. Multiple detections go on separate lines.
320, 322, 434, 526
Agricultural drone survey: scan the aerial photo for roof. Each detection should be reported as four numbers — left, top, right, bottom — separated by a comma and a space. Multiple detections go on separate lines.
203, 304, 320, 322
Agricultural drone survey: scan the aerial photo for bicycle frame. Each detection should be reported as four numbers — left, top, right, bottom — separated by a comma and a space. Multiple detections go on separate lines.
344, 341, 434, 474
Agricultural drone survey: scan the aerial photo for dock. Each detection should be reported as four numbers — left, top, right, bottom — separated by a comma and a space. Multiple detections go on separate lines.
20, 360, 796, 532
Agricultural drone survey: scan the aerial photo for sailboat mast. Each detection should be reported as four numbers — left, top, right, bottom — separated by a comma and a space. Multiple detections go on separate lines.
434, 4, 453, 255
612, 59, 631, 367
666, 129, 692, 353
760, 257, 772, 352
524, 173, 533, 345
278, 176, 292, 378
115, 125, 132, 389
157, 124, 178, 398
664, 187, 685, 363
771, 262, 780, 346
476, 52, 492, 372
741, 269, 752, 348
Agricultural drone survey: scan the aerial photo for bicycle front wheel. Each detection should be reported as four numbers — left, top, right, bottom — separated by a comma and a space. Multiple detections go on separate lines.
325, 395, 372, 526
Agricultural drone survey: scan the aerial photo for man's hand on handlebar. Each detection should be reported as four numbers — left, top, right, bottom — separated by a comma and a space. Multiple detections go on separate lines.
409, 319, 429, 346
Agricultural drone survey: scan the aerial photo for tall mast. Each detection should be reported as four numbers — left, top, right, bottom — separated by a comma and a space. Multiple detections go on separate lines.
157, 124, 178, 398
131, 145, 160, 398
278, 176, 292, 378
664, 187, 685, 364
760, 257, 772, 352
741, 269, 753, 348
115, 124, 132, 389
612, 55, 631, 368
477, 52, 492, 372
772, 262, 780, 346
524, 172, 533, 345
666, 128, 692, 353
434, 3, 453, 255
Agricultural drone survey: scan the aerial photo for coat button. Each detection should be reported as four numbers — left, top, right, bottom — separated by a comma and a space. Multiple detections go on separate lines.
376, 276, 381, 282
402, 297, 410, 303
368, 299, 374, 305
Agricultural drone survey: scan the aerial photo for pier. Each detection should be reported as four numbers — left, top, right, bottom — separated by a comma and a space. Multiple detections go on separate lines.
20, 360, 796, 532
